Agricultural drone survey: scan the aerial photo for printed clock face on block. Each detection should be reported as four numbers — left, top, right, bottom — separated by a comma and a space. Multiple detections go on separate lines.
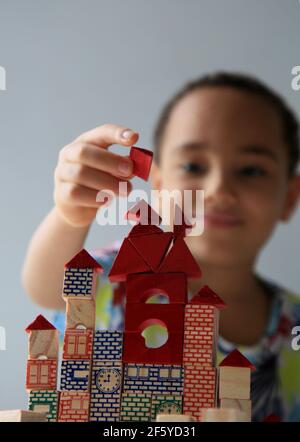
96, 368, 121, 393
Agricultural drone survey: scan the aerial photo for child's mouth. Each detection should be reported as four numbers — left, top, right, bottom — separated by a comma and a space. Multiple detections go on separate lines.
204, 212, 244, 228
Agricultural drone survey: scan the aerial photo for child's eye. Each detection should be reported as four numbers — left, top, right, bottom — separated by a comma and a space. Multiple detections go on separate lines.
179, 163, 207, 175
238, 165, 267, 178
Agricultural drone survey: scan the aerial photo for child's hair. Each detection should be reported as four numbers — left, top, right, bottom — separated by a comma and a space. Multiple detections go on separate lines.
153, 72, 300, 177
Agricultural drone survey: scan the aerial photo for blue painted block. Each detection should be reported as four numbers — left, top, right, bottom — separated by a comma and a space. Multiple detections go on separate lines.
60, 360, 91, 391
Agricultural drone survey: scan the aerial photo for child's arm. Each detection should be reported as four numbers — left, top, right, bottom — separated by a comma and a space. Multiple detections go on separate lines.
22, 124, 138, 310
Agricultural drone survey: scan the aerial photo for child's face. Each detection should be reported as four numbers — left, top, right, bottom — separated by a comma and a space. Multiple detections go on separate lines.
151, 87, 300, 266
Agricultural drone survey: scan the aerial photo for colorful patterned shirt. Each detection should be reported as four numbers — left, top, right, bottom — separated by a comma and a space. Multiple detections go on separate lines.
53, 241, 300, 422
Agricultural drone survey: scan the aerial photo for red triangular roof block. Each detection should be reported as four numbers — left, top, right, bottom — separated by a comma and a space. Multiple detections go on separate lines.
125, 200, 161, 225
190, 285, 226, 309
108, 238, 151, 282
129, 232, 173, 271
219, 349, 256, 371
158, 238, 202, 278
173, 205, 194, 239
64, 249, 104, 272
128, 223, 163, 237
25, 315, 56, 333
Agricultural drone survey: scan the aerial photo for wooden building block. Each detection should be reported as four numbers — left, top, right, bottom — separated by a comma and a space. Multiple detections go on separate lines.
219, 366, 250, 400
90, 361, 122, 422
28, 390, 59, 422
27, 330, 59, 360
63, 249, 103, 299
220, 398, 251, 422
0, 410, 46, 422
156, 414, 196, 422
123, 364, 184, 395
183, 365, 217, 421
63, 329, 93, 360
123, 304, 185, 365
60, 360, 91, 391
66, 299, 96, 330
92, 330, 123, 361
120, 392, 152, 421
26, 359, 57, 390
129, 146, 153, 181
202, 407, 243, 422
58, 391, 90, 422
151, 394, 182, 421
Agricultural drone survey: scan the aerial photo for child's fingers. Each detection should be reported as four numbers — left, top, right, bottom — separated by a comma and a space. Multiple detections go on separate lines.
75, 123, 139, 149
61, 142, 134, 179
56, 162, 132, 195
56, 182, 112, 208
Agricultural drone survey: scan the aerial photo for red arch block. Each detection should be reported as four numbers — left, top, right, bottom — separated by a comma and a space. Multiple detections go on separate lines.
123, 304, 185, 364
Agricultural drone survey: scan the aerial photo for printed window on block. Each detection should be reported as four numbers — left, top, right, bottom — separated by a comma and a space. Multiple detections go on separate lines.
138, 367, 149, 378
159, 368, 170, 378
127, 366, 138, 378
171, 368, 181, 379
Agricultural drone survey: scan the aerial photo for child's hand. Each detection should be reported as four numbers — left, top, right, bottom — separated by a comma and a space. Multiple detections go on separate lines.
54, 124, 138, 227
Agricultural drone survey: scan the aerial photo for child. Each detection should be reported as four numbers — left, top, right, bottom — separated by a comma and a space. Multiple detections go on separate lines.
22, 72, 300, 421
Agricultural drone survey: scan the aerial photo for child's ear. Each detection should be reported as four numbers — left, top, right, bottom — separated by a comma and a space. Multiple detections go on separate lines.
149, 161, 162, 190
280, 174, 300, 221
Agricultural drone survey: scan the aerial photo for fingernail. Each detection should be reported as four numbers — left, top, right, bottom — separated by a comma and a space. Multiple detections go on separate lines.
120, 129, 134, 140
118, 160, 133, 176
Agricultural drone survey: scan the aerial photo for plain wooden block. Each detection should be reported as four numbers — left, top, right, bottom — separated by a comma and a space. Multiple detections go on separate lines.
28, 330, 59, 359
202, 408, 243, 422
0, 410, 46, 422
220, 398, 252, 422
219, 366, 250, 399
66, 299, 96, 330
156, 414, 196, 422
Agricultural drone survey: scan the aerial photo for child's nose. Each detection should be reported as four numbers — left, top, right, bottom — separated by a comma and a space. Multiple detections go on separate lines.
204, 171, 238, 205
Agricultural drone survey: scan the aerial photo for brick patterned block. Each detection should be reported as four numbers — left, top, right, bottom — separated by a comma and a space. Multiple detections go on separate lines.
151, 394, 182, 421
183, 365, 217, 421
26, 359, 57, 390
60, 360, 91, 391
123, 364, 183, 394
90, 361, 122, 422
183, 304, 218, 366
93, 331, 123, 361
58, 391, 90, 422
120, 393, 151, 421
63, 329, 93, 360
28, 390, 59, 422
63, 268, 96, 298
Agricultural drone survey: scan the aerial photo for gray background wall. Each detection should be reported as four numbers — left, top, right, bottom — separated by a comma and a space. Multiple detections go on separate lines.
0, 0, 299, 409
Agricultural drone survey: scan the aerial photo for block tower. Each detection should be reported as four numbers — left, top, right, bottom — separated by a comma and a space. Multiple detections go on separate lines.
219, 349, 255, 421
183, 285, 226, 421
108, 200, 203, 421
25, 315, 59, 421
58, 249, 103, 422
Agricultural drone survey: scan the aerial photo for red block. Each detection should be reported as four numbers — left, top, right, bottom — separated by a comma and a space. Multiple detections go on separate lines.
129, 232, 173, 271
158, 238, 201, 278
125, 199, 161, 225
63, 329, 93, 360
108, 238, 151, 282
58, 392, 90, 422
123, 304, 185, 364
26, 359, 57, 390
183, 366, 217, 420
130, 146, 153, 181
126, 273, 187, 304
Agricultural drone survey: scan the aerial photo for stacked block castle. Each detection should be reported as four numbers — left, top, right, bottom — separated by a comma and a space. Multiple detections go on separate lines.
24, 146, 255, 422
25, 199, 255, 422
